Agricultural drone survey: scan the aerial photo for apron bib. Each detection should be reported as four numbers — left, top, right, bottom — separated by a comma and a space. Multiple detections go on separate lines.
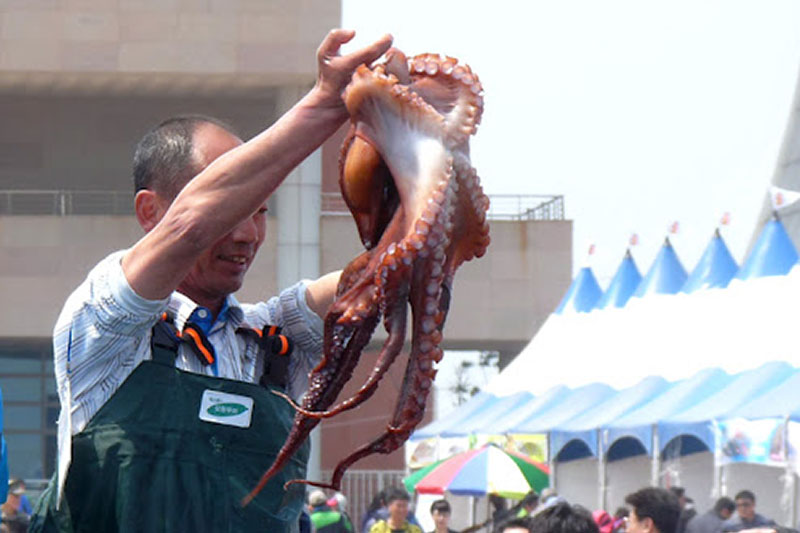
31, 322, 308, 533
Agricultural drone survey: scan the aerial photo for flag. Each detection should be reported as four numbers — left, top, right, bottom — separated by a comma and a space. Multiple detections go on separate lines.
630, 233, 639, 246
669, 221, 679, 235
769, 185, 800, 211
588, 244, 596, 256
720, 212, 731, 226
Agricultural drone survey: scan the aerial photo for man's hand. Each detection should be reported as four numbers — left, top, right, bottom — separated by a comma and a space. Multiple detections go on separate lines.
314, 29, 393, 111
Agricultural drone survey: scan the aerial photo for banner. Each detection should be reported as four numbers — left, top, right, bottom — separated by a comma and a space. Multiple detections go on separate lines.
717, 417, 786, 466
485, 433, 547, 463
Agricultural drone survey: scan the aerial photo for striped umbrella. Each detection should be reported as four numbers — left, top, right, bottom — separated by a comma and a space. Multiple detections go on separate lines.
404, 443, 549, 499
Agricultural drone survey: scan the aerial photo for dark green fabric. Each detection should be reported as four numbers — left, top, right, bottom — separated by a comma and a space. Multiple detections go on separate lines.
30, 358, 309, 533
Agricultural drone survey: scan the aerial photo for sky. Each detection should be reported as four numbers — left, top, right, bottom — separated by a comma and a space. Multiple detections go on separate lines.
340, 1, 800, 415
342, 0, 800, 285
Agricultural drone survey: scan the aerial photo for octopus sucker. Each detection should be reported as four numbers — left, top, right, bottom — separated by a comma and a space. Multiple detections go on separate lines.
245, 46, 489, 502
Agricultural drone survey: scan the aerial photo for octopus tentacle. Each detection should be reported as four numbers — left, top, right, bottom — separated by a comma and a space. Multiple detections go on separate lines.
246, 47, 490, 500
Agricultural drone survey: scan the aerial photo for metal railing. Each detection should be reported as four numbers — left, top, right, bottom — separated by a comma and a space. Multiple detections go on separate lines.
1, 190, 565, 221
320, 469, 406, 527
0, 190, 134, 215
323, 192, 565, 221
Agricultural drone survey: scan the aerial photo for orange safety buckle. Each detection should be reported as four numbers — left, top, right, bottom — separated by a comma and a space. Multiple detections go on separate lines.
180, 322, 216, 366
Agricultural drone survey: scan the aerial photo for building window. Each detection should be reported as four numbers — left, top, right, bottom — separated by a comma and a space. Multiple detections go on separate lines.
0, 340, 57, 480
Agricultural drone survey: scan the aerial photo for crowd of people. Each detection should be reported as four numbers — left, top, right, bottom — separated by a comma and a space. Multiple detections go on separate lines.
293, 484, 792, 533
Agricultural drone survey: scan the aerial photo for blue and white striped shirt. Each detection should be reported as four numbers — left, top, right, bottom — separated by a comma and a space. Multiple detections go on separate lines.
53, 249, 324, 444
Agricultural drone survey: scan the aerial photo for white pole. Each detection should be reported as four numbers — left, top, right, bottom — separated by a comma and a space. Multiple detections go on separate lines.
548, 433, 557, 490
651, 424, 660, 487
598, 430, 608, 510
712, 421, 722, 498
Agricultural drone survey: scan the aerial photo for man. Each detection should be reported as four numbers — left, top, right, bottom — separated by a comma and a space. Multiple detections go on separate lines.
309, 490, 352, 533
722, 490, 775, 532
527, 501, 599, 533
429, 499, 457, 533
685, 497, 735, 533
670, 488, 697, 533
517, 491, 540, 518
499, 518, 532, 533
0, 480, 30, 533
625, 487, 681, 533
369, 487, 422, 533
28, 29, 393, 533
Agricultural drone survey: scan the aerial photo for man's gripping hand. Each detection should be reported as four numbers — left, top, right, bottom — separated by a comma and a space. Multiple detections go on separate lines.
314, 29, 393, 113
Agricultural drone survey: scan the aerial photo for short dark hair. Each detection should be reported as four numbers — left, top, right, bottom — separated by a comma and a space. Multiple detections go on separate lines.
383, 486, 410, 504
522, 491, 540, 507
668, 487, 685, 499
734, 490, 755, 503
431, 499, 451, 514
498, 517, 532, 533
625, 487, 680, 533
713, 497, 735, 515
529, 502, 598, 533
132, 115, 237, 196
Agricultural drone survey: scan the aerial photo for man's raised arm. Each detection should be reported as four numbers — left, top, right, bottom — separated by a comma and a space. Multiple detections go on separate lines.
123, 30, 393, 301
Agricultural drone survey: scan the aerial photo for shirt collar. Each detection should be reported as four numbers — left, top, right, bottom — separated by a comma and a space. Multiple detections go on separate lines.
167, 292, 244, 333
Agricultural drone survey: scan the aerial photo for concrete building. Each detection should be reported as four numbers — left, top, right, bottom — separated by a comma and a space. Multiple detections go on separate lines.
0, 0, 572, 489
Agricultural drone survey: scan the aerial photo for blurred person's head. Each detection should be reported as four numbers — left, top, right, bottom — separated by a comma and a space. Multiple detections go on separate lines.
713, 497, 735, 520
499, 517, 532, 533
734, 491, 757, 522
384, 487, 411, 528
431, 499, 452, 532
529, 502, 599, 533
625, 487, 681, 533
522, 491, 540, 512
668, 488, 687, 510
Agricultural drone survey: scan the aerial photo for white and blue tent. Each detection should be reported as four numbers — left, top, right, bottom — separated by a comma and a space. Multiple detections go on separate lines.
682, 229, 738, 292
596, 250, 642, 309
555, 266, 603, 314
409, 219, 800, 521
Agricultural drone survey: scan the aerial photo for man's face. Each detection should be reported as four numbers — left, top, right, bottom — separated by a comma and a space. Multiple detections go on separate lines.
175, 124, 267, 308
627, 509, 654, 533
719, 508, 733, 521
432, 509, 451, 530
388, 498, 410, 524
736, 498, 756, 521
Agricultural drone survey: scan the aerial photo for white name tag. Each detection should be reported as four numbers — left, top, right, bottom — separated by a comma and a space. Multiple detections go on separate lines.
199, 389, 254, 428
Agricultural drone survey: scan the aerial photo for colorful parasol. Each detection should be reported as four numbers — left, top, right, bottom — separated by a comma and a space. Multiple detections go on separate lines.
403, 443, 549, 499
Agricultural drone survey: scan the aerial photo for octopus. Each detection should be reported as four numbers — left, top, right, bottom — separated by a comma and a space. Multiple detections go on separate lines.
243, 47, 490, 505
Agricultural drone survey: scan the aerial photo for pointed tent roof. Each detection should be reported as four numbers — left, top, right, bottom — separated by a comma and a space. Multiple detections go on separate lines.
633, 237, 688, 297
658, 361, 794, 452
682, 229, 739, 293
727, 367, 800, 421
550, 375, 672, 461
604, 367, 733, 457
499, 382, 617, 434
737, 216, 799, 280
441, 391, 534, 438
411, 391, 497, 440
555, 266, 603, 314
596, 249, 642, 309
478, 385, 573, 435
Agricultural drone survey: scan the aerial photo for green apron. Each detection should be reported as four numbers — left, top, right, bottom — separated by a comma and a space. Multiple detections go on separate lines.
30, 322, 309, 533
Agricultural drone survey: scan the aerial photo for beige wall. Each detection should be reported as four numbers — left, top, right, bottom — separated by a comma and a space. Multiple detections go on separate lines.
0, 0, 338, 83
0, 213, 571, 351
0, 214, 279, 337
